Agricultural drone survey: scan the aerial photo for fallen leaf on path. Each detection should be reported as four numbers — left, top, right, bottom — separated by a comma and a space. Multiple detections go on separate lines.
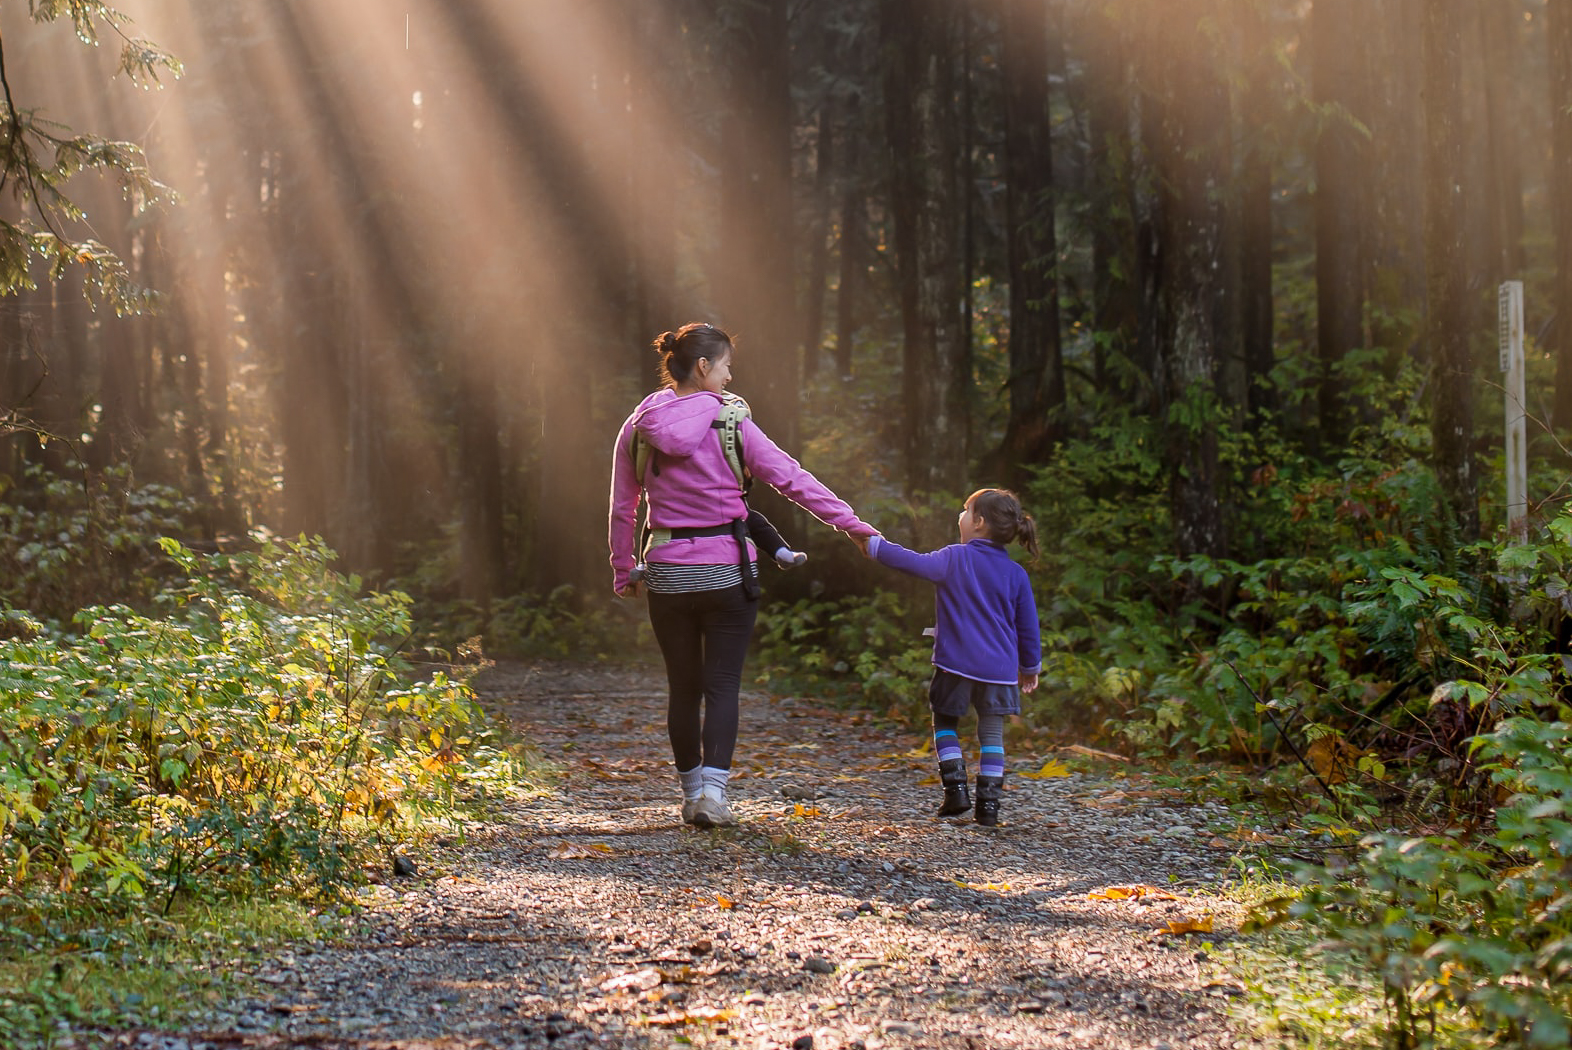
637, 1007, 737, 1027
599, 968, 663, 993
792, 803, 822, 818
549, 841, 615, 860
1163, 915, 1214, 935
1087, 884, 1180, 901
1019, 758, 1071, 779
715, 894, 736, 909
953, 879, 1012, 892
1063, 744, 1131, 763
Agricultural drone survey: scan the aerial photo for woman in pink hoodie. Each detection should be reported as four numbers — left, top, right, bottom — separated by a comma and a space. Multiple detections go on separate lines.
608, 322, 876, 828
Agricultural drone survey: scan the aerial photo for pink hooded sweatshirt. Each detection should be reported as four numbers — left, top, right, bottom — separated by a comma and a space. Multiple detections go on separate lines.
608, 388, 875, 593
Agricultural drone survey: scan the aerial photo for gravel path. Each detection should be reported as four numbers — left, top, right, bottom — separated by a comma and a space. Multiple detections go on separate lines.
108, 661, 1261, 1050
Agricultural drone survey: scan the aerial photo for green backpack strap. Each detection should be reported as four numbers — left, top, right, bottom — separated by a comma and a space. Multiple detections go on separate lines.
633, 428, 653, 487
633, 393, 751, 492
713, 392, 750, 491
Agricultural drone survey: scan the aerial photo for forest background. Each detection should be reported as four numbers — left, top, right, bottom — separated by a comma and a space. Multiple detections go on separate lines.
5, 0, 1572, 1046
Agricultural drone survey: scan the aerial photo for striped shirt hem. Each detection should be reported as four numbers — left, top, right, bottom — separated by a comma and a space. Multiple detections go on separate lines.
645, 561, 757, 594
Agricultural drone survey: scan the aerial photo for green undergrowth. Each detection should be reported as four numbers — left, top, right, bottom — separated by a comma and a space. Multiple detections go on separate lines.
0, 533, 546, 1046
0, 896, 331, 1047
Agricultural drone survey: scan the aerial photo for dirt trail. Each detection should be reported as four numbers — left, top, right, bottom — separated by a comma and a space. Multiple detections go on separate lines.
105, 661, 1257, 1050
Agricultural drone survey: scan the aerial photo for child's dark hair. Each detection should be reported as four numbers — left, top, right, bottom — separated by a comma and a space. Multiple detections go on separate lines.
652, 322, 734, 387
967, 488, 1039, 561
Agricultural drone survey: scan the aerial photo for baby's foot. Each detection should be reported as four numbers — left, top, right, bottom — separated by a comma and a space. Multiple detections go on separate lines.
629, 563, 646, 584
774, 547, 807, 569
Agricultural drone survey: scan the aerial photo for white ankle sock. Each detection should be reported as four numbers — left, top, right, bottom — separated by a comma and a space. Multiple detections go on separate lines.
678, 765, 704, 802
700, 766, 730, 800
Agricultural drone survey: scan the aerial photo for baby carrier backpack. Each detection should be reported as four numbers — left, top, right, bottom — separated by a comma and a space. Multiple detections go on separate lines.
632, 390, 751, 494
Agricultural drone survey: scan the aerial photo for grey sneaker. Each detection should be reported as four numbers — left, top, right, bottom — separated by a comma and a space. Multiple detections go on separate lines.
681, 798, 702, 825
689, 793, 737, 828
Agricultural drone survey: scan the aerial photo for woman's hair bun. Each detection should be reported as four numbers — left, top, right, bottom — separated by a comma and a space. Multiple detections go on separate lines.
654, 331, 678, 356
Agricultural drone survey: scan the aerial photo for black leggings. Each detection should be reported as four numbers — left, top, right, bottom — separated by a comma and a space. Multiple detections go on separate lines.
647, 585, 759, 771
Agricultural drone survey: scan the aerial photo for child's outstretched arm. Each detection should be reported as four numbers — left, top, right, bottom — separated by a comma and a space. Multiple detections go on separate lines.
867, 534, 954, 583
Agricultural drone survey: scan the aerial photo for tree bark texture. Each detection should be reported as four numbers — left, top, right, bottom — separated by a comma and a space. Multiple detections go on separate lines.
1551, 0, 1572, 429
715, 0, 799, 453
1311, 0, 1370, 448
1238, 0, 1275, 423
1423, 0, 1479, 540
801, 99, 836, 378
1141, 0, 1228, 559
1082, 1, 1139, 399
1366, 0, 1427, 368
1000, 0, 1065, 477
882, 0, 968, 496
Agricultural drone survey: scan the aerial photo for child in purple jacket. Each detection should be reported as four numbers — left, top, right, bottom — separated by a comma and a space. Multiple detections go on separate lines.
861, 489, 1042, 826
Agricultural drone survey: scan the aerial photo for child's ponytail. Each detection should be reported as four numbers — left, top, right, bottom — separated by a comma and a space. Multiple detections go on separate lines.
968, 488, 1039, 562
1015, 508, 1039, 562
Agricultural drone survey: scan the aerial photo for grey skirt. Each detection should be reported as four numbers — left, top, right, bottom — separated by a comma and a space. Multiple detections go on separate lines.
928, 667, 1021, 718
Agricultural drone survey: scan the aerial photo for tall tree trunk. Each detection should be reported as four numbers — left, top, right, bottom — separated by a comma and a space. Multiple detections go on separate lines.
1311, 0, 1370, 448
715, 0, 798, 451
1142, 0, 1228, 559
1424, 0, 1478, 540
834, 124, 865, 381
458, 362, 504, 611
1238, 0, 1275, 424
277, 195, 345, 541
1000, 0, 1065, 477
801, 99, 836, 378
630, 1, 678, 342
882, 0, 968, 495
1367, 0, 1427, 370
1082, 1, 1138, 400
1479, 0, 1524, 282
1550, 0, 1572, 430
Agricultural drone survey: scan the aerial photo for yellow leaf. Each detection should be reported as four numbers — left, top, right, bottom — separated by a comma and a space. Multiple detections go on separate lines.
793, 803, 822, 818
905, 739, 934, 758
1088, 884, 1179, 901
1306, 731, 1366, 785
953, 879, 1011, 892
1163, 914, 1213, 935
716, 894, 736, 909
1019, 758, 1071, 779
549, 841, 614, 860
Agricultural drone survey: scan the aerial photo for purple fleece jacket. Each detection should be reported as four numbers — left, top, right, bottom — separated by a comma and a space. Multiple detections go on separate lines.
608, 389, 876, 593
869, 535, 1043, 685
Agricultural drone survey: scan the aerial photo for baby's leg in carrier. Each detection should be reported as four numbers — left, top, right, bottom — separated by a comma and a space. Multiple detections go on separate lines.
746, 507, 806, 568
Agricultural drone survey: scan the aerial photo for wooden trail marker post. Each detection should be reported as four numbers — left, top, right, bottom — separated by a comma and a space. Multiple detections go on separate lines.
1498, 280, 1527, 538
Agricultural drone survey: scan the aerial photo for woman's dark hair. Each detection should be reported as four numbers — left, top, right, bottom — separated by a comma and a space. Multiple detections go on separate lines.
967, 488, 1039, 561
652, 322, 734, 387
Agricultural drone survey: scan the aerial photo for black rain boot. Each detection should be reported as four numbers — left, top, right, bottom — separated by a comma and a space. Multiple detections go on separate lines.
937, 758, 972, 817
974, 775, 1003, 827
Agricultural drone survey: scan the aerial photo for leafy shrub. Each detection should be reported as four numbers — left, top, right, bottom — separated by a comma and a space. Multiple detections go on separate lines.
753, 590, 933, 717
1238, 508, 1572, 1048
1252, 716, 1572, 1048
0, 534, 521, 928
0, 465, 200, 618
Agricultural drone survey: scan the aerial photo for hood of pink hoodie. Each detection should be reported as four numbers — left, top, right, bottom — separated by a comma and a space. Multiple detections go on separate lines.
632, 388, 722, 456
